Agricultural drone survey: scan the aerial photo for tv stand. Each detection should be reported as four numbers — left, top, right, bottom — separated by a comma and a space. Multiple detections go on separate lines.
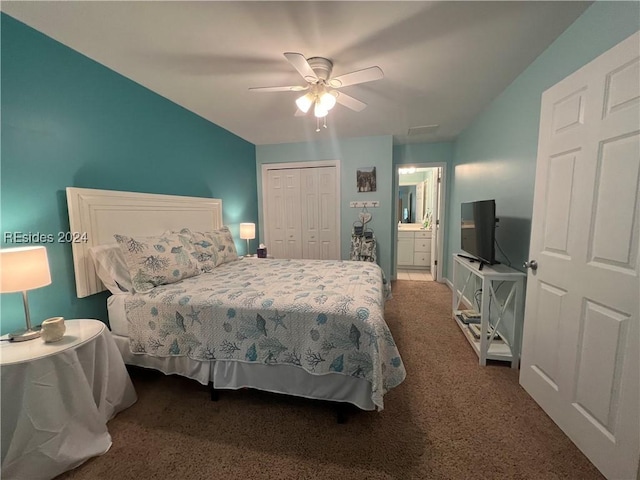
451, 255, 525, 368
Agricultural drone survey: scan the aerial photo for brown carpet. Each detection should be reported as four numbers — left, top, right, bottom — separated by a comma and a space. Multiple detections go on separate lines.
58, 280, 603, 480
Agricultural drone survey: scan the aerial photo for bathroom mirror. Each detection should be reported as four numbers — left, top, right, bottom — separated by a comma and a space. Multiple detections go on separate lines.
398, 167, 435, 226
398, 185, 416, 223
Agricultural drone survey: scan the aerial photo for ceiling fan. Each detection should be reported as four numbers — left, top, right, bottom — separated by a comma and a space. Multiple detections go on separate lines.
249, 52, 383, 124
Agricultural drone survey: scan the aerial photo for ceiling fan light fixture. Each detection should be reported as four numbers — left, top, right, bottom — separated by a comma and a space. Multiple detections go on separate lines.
319, 91, 337, 111
314, 101, 329, 118
295, 93, 314, 113
252, 52, 383, 126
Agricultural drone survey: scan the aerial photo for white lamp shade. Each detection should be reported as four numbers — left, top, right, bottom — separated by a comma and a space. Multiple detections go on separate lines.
295, 93, 314, 113
0, 246, 52, 293
319, 91, 337, 111
314, 102, 329, 118
239, 223, 256, 240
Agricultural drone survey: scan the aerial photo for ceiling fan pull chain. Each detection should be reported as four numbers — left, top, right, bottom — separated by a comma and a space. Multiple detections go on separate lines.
316, 117, 320, 133
323, 117, 327, 129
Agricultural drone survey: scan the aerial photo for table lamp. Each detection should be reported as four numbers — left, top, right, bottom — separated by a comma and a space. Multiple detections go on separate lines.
239, 223, 256, 257
0, 246, 52, 341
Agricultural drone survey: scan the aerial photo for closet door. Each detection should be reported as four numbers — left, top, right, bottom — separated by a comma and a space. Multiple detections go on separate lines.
302, 167, 339, 260
301, 168, 320, 259
266, 169, 302, 259
265, 165, 339, 260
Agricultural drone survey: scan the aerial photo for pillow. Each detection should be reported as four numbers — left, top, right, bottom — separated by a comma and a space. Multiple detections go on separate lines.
89, 244, 133, 294
114, 232, 200, 293
180, 226, 238, 272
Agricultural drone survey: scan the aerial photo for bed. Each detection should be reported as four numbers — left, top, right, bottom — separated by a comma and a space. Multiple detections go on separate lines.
66, 187, 406, 412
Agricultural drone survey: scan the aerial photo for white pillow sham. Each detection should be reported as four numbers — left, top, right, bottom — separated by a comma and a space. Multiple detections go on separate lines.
89, 243, 134, 294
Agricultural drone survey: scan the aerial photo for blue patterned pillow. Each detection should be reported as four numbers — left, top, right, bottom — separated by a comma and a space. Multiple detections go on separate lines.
114, 232, 200, 293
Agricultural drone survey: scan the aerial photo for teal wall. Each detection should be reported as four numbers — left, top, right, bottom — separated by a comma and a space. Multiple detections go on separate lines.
0, 14, 257, 335
447, 1, 640, 280
393, 142, 454, 167
256, 136, 394, 278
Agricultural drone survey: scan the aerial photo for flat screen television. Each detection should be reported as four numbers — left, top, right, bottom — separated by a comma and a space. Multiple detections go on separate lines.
460, 199, 497, 265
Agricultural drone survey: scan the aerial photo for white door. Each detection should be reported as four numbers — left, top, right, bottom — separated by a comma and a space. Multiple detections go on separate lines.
520, 32, 639, 480
301, 168, 320, 259
316, 166, 339, 259
265, 169, 287, 259
265, 169, 301, 259
301, 167, 339, 259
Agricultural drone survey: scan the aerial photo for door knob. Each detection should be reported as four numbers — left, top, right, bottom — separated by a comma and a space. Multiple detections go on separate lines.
523, 260, 538, 271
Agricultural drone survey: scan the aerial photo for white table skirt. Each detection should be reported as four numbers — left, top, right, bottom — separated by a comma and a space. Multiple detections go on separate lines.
1, 320, 137, 480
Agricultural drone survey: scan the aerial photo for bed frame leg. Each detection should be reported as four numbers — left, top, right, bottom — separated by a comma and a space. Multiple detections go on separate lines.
209, 382, 219, 402
336, 405, 348, 424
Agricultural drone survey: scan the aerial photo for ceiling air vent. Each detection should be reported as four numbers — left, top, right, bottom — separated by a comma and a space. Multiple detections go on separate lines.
407, 124, 439, 136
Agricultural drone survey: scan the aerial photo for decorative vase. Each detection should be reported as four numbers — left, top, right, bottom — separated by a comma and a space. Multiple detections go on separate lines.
41, 317, 65, 343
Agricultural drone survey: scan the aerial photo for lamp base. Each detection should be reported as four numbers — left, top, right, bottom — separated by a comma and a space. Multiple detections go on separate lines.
9, 326, 42, 342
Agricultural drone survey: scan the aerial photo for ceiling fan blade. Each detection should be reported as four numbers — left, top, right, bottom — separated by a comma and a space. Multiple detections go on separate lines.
284, 52, 318, 83
294, 108, 308, 117
335, 92, 367, 112
329, 66, 383, 88
249, 85, 308, 92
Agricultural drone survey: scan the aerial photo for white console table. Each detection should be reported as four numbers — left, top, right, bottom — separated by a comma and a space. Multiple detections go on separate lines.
451, 255, 525, 368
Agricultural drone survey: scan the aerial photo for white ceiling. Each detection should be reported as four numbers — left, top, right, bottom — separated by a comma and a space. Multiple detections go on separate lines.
2, 1, 592, 146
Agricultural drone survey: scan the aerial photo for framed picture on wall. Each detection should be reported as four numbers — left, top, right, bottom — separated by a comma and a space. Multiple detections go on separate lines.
356, 167, 376, 192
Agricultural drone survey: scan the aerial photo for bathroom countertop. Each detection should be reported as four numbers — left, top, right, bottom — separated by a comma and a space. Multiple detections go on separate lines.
398, 224, 431, 232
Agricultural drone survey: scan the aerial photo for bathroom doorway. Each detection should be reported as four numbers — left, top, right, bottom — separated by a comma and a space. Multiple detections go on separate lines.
394, 163, 446, 282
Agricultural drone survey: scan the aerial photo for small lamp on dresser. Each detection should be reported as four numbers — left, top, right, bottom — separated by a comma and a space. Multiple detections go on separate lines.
240, 223, 256, 257
0, 246, 52, 341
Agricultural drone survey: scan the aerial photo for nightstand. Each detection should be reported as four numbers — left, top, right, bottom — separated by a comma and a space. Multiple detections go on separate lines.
1, 319, 137, 480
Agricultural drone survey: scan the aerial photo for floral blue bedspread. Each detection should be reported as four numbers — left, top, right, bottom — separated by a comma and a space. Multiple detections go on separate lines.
124, 258, 405, 409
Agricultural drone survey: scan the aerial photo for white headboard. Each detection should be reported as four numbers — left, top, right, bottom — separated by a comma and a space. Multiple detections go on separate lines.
66, 187, 223, 298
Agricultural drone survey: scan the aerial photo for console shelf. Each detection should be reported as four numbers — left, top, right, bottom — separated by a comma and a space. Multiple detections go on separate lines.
451, 255, 526, 368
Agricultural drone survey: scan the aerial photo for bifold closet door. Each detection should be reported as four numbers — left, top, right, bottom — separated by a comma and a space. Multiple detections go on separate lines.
265, 166, 339, 260
301, 167, 339, 260
265, 169, 302, 259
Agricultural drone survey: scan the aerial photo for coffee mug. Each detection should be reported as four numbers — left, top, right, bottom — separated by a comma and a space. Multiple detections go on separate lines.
41, 317, 66, 343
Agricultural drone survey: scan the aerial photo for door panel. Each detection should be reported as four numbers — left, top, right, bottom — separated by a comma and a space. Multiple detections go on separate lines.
574, 300, 629, 431
590, 133, 639, 269
543, 152, 576, 255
